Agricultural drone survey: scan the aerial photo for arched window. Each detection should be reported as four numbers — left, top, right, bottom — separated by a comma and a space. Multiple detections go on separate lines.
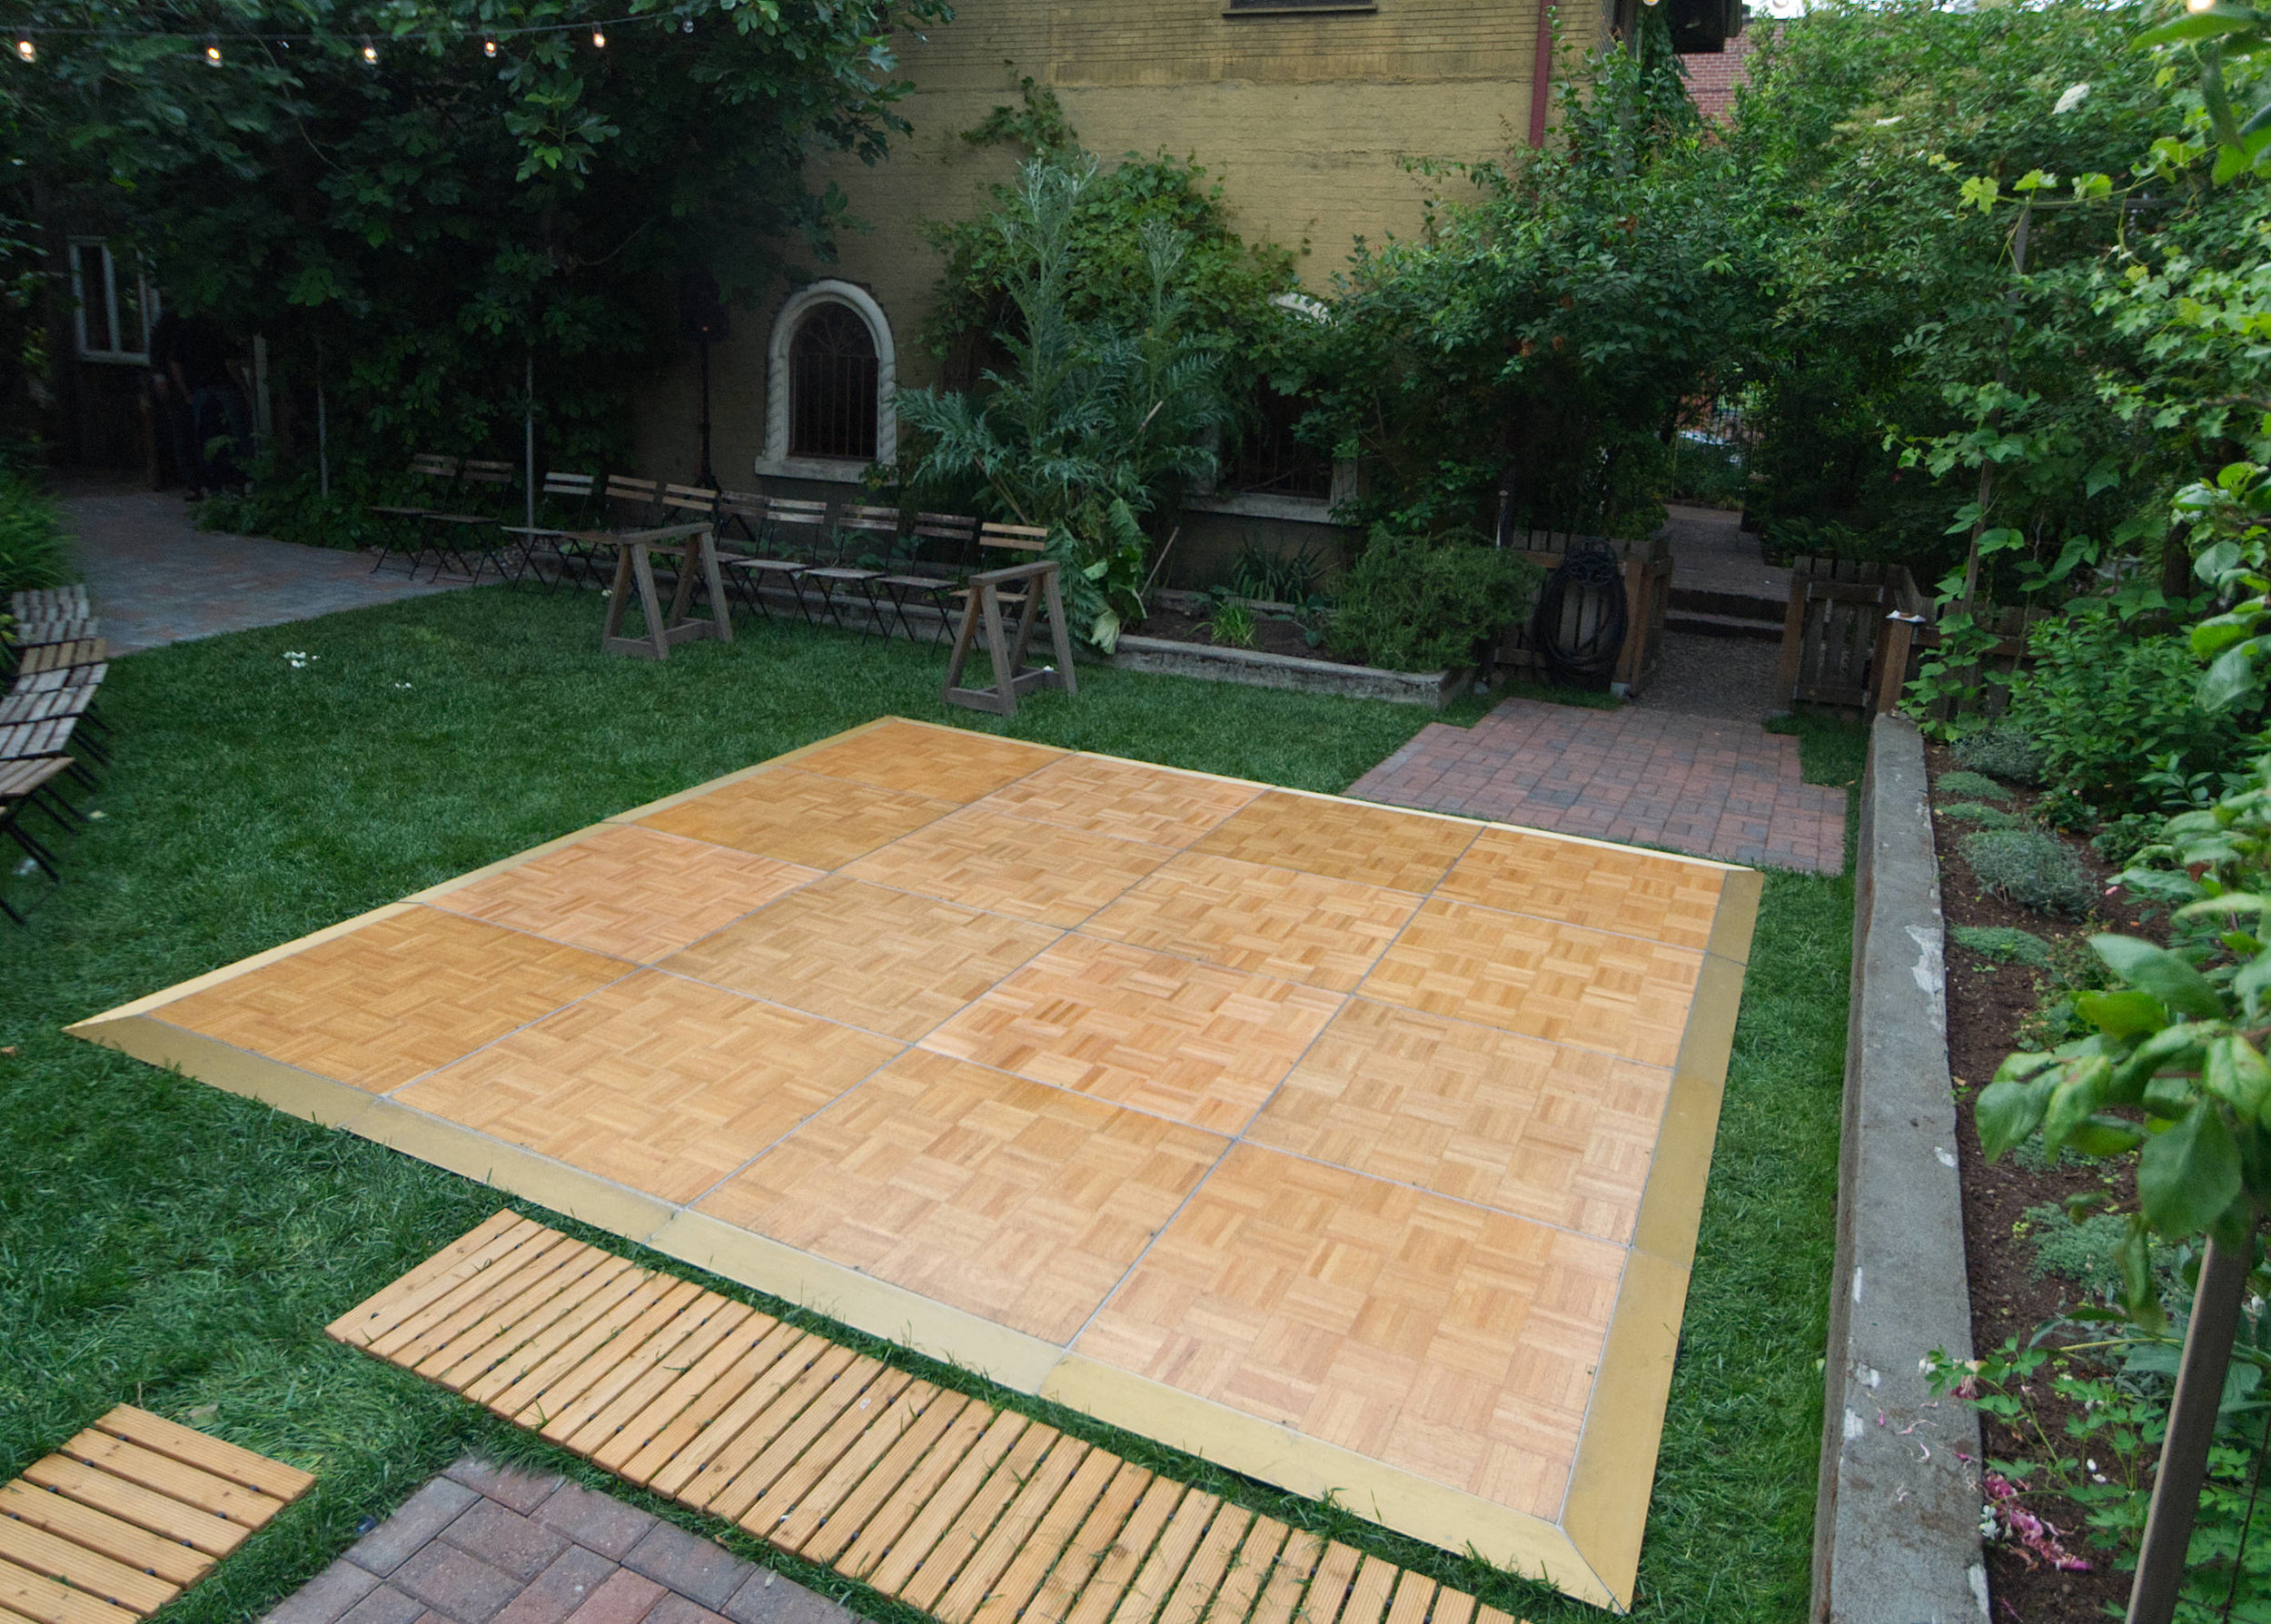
760, 281, 897, 480
788, 304, 878, 461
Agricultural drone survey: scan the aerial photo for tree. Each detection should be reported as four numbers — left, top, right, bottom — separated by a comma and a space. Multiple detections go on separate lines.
3, 0, 948, 468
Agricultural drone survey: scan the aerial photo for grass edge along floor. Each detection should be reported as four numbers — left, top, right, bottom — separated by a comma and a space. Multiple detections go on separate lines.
64, 718, 1761, 1614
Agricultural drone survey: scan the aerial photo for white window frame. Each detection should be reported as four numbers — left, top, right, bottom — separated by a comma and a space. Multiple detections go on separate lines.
68, 238, 156, 364
756, 280, 897, 483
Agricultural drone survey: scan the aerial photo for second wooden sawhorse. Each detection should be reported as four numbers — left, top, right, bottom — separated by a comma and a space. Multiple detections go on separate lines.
941, 559, 1076, 718
580, 523, 732, 662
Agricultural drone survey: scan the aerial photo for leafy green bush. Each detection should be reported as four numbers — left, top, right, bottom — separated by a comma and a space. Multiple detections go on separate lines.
2005, 605, 2237, 816
1954, 724, 2046, 787
1228, 540, 1326, 607
1326, 526, 1542, 673
1936, 769, 2011, 804
1959, 828, 2098, 916
1939, 801, 2025, 829
0, 467, 68, 599
1949, 924, 2054, 966
2021, 1203, 2177, 1294
2090, 812, 2164, 868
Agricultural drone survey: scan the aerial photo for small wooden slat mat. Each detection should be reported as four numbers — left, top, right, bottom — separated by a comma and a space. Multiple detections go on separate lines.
71, 717, 1765, 1610
0, 1406, 313, 1624
332, 1213, 1537, 1624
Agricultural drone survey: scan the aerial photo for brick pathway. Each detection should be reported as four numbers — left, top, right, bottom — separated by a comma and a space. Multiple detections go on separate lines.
263, 1460, 849, 1624
1349, 697, 1847, 873
57, 481, 467, 654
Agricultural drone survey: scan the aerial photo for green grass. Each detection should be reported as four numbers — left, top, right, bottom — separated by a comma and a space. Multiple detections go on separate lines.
0, 587, 1855, 1624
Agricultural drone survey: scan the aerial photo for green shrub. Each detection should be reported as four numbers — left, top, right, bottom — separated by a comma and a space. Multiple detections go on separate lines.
1939, 801, 2025, 829
1959, 828, 2100, 916
1954, 723, 2045, 787
1949, 924, 2054, 966
2090, 811, 2164, 868
1327, 525, 1542, 673
0, 468, 68, 599
2005, 604, 2237, 816
1936, 769, 2010, 803
2023, 1203, 2176, 1295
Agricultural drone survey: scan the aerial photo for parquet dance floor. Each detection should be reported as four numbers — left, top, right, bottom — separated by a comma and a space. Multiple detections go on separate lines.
71, 719, 1760, 1612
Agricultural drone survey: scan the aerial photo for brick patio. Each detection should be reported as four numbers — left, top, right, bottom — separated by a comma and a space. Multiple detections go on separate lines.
1347, 697, 1847, 874
262, 1459, 851, 1624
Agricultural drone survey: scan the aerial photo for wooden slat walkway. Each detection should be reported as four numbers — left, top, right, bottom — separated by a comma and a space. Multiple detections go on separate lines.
0, 1407, 314, 1624
332, 1213, 1536, 1624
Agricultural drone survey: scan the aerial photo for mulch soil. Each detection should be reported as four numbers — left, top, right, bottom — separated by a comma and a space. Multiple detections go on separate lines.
1134, 604, 1368, 666
1929, 741, 2160, 1623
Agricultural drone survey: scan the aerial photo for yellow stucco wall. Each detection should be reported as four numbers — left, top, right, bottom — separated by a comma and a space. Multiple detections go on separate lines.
632, 0, 1613, 486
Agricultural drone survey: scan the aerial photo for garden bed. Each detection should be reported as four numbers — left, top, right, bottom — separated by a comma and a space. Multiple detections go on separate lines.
1928, 743, 2156, 1624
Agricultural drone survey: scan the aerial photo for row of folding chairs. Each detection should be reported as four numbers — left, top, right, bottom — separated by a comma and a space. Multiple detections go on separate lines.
2, 585, 109, 926
363, 455, 1056, 645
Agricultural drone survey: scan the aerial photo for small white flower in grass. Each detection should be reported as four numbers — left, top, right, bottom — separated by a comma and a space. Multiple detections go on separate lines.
87, 810, 105, 819
13, 857, 35, 876
393, 682, 412, 689
2055, 82, 2091, 115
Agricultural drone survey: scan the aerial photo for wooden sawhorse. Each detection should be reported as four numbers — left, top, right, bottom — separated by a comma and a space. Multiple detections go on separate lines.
942, 559, 1077, 717
585, 523, 732, 661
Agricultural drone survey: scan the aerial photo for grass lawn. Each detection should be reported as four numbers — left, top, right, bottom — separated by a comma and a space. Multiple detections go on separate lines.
0, 586, 1855, 1624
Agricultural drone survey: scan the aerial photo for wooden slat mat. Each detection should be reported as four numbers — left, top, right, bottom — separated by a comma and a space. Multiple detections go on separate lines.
332, 1213, 1535, 1624
0, 1407, 313, 1624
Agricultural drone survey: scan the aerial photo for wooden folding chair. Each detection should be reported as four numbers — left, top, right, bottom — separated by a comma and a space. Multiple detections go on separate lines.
367, 454, 461, 575
497, 470, 600, 589
0, 713, 96, 791
873, 511, 978, 646
418, 458, 518, 581
3, 638, 106, 685
8, 612, 99, 648
0, 685, 108, 765
718, 496, 828, 625
808, 504, 897, 637
0, 757, 76, 925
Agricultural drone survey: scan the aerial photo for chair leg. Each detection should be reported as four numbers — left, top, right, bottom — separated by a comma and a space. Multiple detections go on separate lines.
5, 809, 62, 879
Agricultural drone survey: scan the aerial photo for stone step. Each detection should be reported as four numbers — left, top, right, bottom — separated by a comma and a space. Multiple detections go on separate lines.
1669, 585, 1784, 620
1664, 609, 1783, 642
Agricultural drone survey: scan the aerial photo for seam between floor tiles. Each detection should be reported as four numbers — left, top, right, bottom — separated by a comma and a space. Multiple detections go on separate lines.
1052, 817, 1489, 1358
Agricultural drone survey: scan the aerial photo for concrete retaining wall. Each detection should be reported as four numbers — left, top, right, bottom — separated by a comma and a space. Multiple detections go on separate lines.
1811, 714, 1988, 1623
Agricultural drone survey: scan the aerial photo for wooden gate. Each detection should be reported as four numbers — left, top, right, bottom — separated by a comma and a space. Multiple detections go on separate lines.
1775, 558, 1929, 714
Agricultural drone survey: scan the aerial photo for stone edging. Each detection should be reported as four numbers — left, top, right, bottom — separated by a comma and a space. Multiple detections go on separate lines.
1811, 713, 1988, 1623
1105, 635, 1469, 708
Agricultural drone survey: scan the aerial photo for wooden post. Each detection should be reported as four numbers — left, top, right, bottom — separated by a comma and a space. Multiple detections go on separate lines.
2127, 1234, 2253, 1624
1874, 613, 1918, 715
1615, 551, 1646, 689
1777, 559, 1810, 703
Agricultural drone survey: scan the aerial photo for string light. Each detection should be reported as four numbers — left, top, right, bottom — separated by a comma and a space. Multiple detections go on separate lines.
204, 40, 222, 63
361, 39, 377, 62
591, 27, 606, 45
2187, 0, 2218, 11
483, 37, 497, 55
1, 15, 655, 56
14, 37, 32, 61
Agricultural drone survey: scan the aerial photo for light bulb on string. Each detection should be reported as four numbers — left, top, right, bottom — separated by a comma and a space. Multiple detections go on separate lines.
483, 36, 496, 55
591, 26, 606, 46
2187, 0, 2217, 12
362, 39, 378, 62
205, 40, 222, 64
14, 37, 32, 61
681, 17, 693, 30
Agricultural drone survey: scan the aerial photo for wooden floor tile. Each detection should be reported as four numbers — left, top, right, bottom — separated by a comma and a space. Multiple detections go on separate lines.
1435, 828, 1724, 951
843, 807, 1175, 928
922, 936, 1341, 1134
1190, 792, 1478, 895
157, 910, 625, 1093
978, 755, 1259, 849
1081, 852, 1419, 993
696, 1049, 1227, 1342
661, 876, 1059, 1041
792, 719, 1063, 802
638, 767, 958, 869
1250, 999, 1669, 1243
1359, 898, 1702, 1067
428, 826, 820, 962
396, 971, 902, 1203
1073, 1144, 1625, 1518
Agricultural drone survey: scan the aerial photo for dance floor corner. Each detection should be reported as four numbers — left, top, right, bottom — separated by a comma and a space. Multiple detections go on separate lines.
69, 717, 1762, 1612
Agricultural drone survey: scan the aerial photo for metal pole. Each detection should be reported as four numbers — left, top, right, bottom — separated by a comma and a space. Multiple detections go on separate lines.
316, 379, 329, 500
697, 333, 715, 490
524, 351, 536, 539
2127, 1233, 2255, 1624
